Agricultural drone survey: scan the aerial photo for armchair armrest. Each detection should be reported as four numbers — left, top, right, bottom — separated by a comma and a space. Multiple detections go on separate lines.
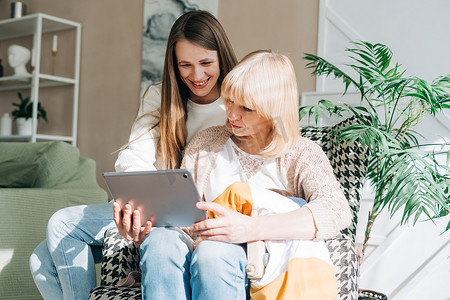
99, 227, 140, 287
89, 228, 142, 300
326, 238, 359, 300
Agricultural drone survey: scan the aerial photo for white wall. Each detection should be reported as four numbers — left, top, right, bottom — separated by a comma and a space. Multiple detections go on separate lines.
326, 0, 450, 80
312, 0, 450, 298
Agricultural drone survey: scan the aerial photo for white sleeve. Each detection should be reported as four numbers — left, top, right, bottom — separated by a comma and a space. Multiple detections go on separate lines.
114, 84, 162, 172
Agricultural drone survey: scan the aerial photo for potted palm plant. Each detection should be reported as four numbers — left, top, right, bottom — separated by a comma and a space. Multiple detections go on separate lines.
11, 92, 48, 135
300, 41, 450, 255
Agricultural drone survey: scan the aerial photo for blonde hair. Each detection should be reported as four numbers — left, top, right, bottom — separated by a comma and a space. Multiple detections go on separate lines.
122, 11, 237, 169
221, 50, 299, 158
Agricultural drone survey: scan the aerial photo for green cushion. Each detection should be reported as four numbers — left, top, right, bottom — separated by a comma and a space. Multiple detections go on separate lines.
32, 141, 80, 188
0, 142, 50, 164
0, 141, 81, 188
0, 160, 40, 187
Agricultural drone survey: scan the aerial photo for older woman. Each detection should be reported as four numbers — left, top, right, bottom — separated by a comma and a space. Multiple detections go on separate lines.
184, 50, 352, 299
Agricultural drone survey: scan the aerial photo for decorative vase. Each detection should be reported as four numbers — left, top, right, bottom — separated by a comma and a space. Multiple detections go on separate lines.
16, 117, 33, 135
1, 113, 12, 136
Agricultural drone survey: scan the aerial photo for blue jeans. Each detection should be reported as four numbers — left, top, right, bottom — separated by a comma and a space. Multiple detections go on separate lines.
29, 203, 115, 300
140, 227, 249, 300
289, 197, 307, 207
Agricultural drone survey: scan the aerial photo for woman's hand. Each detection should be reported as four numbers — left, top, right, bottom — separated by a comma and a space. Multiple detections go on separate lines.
190, 201, 255, 244
113, 201, 153, 245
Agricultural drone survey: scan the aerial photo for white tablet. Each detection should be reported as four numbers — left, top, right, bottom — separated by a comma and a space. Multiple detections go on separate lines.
103, 169, 206, 227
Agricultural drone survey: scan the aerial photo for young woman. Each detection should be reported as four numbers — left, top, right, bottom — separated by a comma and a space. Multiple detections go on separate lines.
29, 10, 237, 300
122, 50, 352, 299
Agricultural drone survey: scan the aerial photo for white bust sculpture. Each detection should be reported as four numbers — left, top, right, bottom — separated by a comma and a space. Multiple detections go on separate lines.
8, 44, 31, 77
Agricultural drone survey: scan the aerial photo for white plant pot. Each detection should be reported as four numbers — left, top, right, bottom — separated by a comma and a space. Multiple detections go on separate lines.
16, 118, 33, 135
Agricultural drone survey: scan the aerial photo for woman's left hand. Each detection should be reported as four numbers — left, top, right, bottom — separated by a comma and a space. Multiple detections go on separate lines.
190, 201, 255, 244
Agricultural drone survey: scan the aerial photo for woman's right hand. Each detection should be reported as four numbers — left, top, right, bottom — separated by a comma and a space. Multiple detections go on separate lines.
113, 201, 153, 245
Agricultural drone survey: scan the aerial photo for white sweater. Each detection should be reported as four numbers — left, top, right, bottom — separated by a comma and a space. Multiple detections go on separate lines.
115, 84, 227, 172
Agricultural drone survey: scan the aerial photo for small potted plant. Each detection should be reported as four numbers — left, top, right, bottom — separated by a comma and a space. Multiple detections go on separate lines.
11, 92, 48, 135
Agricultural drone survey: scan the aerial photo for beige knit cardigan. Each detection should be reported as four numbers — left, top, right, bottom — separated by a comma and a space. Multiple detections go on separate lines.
181, 126, 352, 240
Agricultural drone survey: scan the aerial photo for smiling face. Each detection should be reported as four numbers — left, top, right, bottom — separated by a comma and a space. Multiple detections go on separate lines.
175, 39, 221, 104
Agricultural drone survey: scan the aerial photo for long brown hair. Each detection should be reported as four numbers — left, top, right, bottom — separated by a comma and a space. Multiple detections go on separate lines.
144, 10, 236, 169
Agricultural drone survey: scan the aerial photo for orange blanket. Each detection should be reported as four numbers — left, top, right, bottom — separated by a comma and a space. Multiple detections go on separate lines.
210, 182, 338, 300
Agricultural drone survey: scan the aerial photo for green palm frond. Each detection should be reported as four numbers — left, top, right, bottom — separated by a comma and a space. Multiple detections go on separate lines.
350, 41, 392, 72
432, 75, 450, 89
431, 76, 450, 109
299, 100, 349, 125
377, 149, 450, 223
336, 122, 398, 152
346, 42, 405, 94
303, 53, 360, 94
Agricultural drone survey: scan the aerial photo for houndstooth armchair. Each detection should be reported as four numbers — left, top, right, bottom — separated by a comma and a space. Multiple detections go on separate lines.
89, 116, 368, 300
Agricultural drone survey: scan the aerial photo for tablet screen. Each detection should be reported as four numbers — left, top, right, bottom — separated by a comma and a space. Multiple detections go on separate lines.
103, 169, 206, 227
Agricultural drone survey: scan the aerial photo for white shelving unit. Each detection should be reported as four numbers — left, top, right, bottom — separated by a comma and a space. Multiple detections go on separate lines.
0, 13, 81, 145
